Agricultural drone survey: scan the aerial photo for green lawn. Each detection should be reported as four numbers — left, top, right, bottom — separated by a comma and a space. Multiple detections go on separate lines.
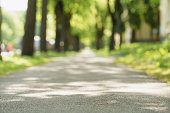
94, 43, 139, 56
0, 51, 77, 76
95, 38, 170, 83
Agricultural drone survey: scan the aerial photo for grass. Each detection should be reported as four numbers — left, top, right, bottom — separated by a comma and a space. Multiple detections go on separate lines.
95, 38, 170, 83
0, 51, 77, 76
94, 44, 138, 56
116, 42, 170, 83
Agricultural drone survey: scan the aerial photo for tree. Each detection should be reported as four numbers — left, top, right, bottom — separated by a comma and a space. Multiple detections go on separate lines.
107, 0, 123, 50
63, 12, 72, 51
1, 11, 24, 48
125, 0, 143, 43
107, 0, 116, 51
144, 0, 160, 41
74, 35, 80, 51
54, 0, 89, 52
40, 0, 48, 52
114, 0, 124, 48
119, 21, 125, 48
129, 12, 141, 43
0, 6, 2, 60
95, 0, 107, 50
54, 1, 64, 52
48, 0, 95, 51
67, 0, 95, 48
96, 23, 104, 50
22, 0, 37, 56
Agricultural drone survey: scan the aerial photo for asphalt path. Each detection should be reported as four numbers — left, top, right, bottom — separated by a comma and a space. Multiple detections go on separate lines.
0, 48, 170, 113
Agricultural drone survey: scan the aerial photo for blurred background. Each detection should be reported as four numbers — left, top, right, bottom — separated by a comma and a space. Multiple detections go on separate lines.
0, 0, 169, 53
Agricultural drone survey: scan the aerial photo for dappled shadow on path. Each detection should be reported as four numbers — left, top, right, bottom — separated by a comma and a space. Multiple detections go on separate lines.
0, 48, 170, 113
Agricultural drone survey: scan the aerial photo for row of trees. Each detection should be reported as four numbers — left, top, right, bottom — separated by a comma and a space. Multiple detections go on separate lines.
107, 0, 160, 50
89, 0, 160, 50
22, 0, 86, 56
0, 0, 161, 59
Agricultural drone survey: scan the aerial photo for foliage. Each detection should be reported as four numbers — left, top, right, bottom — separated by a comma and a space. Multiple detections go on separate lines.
0, 55, 49, 76
115, 42, 170, 83
94, 40, 170, 83
163, 35, 170, 51
143, 0, 160, 29
124, 0, 144, 29
94, 45, 131, 56
69, 0, 96, 43
48, 0, 101, 46
1, 10, 25, 48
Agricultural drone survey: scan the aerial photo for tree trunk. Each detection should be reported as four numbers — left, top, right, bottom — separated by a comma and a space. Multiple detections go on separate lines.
55, 30, 61, 52
96, 25, 104, 50
109, 15, 116, 51
100, 36, 104, 49
107, 0, 115, 51
63, 13, 72, 51
75, 35, 80, 51
131, 29, 136, 43
119, 32, 123, 48
22, 0, 37, 56
54, 1, 63, 52
96, 36, 100, 50
64, 36, 69, 51
96, 25, 100, 50
40, 0, 48, 52
0, 7, 2, 60
156, 7, 160, 41
109, 27, 115, 51
150, 29, 153, 41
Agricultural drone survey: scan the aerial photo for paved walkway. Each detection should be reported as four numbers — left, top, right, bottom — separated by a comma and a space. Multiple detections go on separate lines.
0, 48, 170, 113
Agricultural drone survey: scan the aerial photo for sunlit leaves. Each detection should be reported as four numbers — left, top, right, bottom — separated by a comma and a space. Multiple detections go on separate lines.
1, 10, 24, 47
143, 0, 160, 29
116, 42, 170, 82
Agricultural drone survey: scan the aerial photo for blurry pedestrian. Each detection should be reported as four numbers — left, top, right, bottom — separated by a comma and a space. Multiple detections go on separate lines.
7, 44, 13, 52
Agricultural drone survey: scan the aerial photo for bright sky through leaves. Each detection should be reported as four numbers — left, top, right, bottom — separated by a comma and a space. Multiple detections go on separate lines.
0, 0, 28, 11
